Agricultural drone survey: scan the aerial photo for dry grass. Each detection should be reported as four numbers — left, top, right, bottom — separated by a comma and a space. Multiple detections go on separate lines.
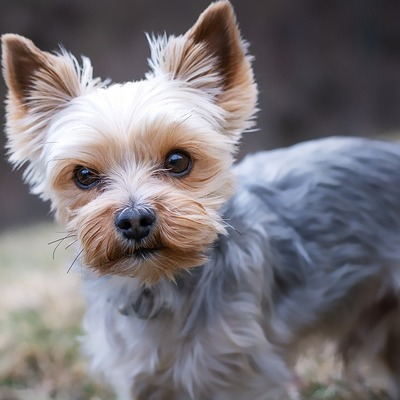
0, 223, 391, 399
0, 223, 114, 400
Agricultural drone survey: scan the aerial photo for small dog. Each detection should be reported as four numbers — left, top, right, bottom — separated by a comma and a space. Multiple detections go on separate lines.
3, 1, 400, 399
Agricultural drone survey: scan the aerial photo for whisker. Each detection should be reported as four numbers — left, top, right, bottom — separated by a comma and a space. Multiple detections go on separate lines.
175, 113, 192, 127
49, 234, 77, 259
223, 220, 242, 235
67, 248, 84, 273
242, 127, 260, 134
42, 141, 60, 145
174, 107, 197, 126
52, 240, 63, 260
45, 158, 69, 167
65, 239, 78, 250
48, 234, 76, 245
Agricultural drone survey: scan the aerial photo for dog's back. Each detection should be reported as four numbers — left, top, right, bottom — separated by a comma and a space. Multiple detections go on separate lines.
234, 136, 400, 396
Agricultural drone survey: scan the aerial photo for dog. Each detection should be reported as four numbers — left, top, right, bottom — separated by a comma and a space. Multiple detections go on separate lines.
3, 1, 400, 399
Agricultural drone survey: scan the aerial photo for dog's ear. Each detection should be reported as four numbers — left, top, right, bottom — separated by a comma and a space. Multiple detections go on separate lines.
2, 34, 99, 117
147, 0, 257, 138
1, 34, 101, 194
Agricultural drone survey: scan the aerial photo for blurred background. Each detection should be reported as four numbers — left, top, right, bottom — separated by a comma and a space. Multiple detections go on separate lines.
1, 0, 400, 229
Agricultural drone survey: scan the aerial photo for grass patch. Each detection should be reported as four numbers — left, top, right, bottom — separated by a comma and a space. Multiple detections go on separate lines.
0, 223, 114, 400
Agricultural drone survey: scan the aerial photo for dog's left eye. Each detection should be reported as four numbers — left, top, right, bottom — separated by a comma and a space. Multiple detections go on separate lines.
164, 151, 192, 177
74, 166, 101, 189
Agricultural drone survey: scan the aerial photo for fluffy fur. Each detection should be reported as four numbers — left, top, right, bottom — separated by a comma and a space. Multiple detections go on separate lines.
3, 1, 400, 399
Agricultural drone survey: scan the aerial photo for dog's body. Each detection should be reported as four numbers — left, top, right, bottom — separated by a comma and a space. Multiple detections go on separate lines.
82, 137, 400, 399
3, 1, 400, 399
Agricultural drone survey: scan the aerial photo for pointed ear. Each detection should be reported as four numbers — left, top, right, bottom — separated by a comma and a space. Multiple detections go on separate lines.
2, 34, 99, 115
148, 1, 257, 138
1, 34, 101, 196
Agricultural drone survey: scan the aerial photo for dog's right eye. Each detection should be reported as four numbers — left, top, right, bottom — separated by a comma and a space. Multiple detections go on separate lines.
164, 151, 192, 177
74, 166, 101, 189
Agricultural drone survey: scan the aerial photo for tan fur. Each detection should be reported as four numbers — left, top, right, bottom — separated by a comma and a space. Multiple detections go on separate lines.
2, 35, 88, 106
147, 0, 257, 139
187, 0, 257, 135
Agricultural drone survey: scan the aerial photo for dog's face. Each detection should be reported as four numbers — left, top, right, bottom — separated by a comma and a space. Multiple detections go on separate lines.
2, 1, 257, 283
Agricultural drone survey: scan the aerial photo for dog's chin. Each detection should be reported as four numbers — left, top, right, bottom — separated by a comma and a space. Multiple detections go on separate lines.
83, 244, 207, 284
130, 246, 164, 259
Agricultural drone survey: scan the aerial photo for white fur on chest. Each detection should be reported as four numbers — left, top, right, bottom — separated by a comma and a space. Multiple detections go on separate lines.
81, 272, 292, 400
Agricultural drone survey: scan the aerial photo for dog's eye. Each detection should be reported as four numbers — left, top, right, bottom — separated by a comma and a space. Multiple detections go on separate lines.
164, 151, 192, 177
74, 166, 101, 189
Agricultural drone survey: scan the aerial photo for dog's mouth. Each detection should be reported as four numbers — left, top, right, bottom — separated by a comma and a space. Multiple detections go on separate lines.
130, 246, 164, 259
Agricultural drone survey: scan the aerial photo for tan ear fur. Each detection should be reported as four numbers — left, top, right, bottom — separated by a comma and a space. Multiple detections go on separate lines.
148, 1, 258, 137
188, 1, 249, 94
2, 34, 99, 116
2, 35, 49, 106
1, 34, 101, 195
189, 0, 258, 136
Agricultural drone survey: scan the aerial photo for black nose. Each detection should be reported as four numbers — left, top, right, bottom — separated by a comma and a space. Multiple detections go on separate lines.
115, 207, 156, 241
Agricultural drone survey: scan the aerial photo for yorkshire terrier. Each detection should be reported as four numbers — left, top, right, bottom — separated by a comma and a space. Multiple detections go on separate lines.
3, 1, 400, 399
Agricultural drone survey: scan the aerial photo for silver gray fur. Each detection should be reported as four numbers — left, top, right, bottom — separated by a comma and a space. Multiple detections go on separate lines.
82, 136, 400, 399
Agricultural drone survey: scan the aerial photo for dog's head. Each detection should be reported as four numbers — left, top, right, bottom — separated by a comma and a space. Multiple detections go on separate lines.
2, 1, 257, 283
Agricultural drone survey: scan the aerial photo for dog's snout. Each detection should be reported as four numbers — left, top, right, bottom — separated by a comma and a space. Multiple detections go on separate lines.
115, 208, 156, 241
